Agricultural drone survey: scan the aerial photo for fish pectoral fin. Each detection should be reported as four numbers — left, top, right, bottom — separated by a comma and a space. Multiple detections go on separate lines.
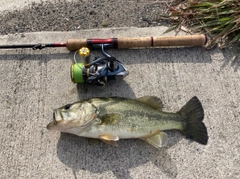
100, 139, 118, 147
99, 134, 119, 147
101, 113, 121, 125
99, 134, 119, 141
136, 96, 163, 111
142, 132, 168, 148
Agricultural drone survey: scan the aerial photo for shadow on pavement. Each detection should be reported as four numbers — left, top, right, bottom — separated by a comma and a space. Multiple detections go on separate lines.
220, 48, 240, 72
76, 80, 136, 100
57, 132, 180, 179
0, 46, 211, 64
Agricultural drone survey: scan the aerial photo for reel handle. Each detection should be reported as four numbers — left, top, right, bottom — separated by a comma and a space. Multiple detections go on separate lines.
66, 34, 207, 51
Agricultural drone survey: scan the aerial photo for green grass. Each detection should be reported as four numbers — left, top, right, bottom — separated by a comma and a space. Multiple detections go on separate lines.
162, 0, 240, 50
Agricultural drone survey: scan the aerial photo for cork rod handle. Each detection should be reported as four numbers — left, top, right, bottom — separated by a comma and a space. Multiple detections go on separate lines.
66, 34, 207, 51
118, 34, 207, 48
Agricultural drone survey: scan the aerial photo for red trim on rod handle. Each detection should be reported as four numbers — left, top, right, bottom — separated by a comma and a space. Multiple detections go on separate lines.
54, 42, 67, 47
91, 38, 115, 44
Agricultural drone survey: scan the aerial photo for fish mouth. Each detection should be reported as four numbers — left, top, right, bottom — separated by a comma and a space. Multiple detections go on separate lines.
46, 110, 60, 130
53, 111, 57, 125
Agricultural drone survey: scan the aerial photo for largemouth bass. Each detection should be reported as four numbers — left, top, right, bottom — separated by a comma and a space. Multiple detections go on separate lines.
47, 96, 208, 148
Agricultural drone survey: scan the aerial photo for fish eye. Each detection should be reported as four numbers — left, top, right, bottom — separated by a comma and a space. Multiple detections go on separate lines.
64, 104, 71, 110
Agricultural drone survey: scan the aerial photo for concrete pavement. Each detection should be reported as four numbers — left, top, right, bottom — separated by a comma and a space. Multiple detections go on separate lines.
0, 27, 240, 179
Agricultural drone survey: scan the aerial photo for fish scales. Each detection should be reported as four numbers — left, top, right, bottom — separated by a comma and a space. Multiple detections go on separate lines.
89, 98, 183, 134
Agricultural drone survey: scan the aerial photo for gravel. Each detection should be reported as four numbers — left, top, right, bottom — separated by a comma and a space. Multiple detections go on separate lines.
0, 0, 169, 35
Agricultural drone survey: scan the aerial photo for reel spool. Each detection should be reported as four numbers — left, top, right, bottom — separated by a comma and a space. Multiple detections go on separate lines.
71, 45, 129, 86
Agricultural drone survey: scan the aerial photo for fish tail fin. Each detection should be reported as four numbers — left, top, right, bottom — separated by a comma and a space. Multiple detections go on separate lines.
179, 96, 208, 145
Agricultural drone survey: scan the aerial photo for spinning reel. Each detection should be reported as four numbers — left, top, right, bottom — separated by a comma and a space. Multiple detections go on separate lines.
71, 44, 129, 86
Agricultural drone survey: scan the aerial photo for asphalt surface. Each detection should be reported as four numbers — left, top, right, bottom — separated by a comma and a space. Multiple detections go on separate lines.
0, 0, 168, 35
1, 1, 240, 179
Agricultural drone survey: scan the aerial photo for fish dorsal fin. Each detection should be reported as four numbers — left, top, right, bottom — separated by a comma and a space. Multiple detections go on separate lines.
137, 96, 163, 111
99, 134, 119, 141
141, 132, 168, 148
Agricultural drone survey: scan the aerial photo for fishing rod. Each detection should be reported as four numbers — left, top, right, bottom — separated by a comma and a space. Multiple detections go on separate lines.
0, 34, 207, 50
0, 34, 207, 85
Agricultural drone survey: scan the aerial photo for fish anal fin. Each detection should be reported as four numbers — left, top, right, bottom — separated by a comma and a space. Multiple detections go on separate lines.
99, 134, 119, 141
137, 96, 163, 111
141, 132, 168, 148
